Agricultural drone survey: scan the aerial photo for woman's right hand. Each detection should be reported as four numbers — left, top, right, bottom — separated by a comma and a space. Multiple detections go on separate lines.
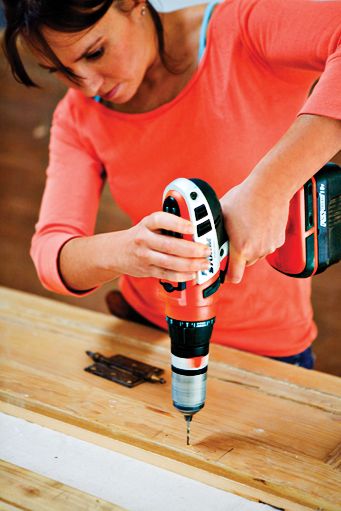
58, 211, 211, 292
115, 211, 211, 281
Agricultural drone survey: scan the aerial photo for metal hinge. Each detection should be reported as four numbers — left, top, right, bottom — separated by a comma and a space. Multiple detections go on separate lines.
84, 351, 166, 388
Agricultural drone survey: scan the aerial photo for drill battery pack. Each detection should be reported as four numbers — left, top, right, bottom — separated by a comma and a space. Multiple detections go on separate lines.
267, 163, 341, 277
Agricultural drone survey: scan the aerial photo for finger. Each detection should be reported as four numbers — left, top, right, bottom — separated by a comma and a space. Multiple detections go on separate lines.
152, 267, 197, 282
145, 211, 194, 235
245, 259, 258, 267
150, 251, 210, 273
245, 255, 266, 267
226, 245, 246, 284
150, 231, 211, 258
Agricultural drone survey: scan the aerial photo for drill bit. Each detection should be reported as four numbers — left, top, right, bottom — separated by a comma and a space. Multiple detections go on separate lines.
185, 414, 193, 445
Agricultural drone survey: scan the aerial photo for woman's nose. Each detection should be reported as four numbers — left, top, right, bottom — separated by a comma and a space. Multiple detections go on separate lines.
77, 68, 104, 97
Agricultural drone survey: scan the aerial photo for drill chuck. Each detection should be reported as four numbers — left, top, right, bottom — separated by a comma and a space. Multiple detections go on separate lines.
172, 372, 206, 415
168, 317, 215, 414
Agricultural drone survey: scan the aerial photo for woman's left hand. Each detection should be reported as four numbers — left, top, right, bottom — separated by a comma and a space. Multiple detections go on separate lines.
220, 114, 341, 284
220, 178, 290, 283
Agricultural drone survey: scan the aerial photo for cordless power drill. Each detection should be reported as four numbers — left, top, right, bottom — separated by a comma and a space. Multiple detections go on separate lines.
160, 178, 228, 444
160, 163, 341, 444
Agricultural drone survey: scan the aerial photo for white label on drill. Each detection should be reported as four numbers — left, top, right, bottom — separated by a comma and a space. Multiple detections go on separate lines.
319, 183, 327, 228
172, 354, 209, 370
163, 178, 221, 286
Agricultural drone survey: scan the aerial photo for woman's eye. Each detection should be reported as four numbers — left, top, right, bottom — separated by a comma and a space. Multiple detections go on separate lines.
85, 48, 105, 61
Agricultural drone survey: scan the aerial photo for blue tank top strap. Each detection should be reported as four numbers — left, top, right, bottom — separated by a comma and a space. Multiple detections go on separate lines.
198, 1, 220, 62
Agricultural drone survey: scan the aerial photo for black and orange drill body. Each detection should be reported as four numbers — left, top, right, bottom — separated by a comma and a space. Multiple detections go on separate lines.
160, 178, 228, 418
267, 163, 341, 277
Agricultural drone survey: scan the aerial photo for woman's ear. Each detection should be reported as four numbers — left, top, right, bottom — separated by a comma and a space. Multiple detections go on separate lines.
119, 0, 147, 16
128, 1, 148, 21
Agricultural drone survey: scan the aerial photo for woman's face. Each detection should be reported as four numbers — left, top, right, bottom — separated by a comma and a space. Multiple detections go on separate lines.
36, 3, 158, 103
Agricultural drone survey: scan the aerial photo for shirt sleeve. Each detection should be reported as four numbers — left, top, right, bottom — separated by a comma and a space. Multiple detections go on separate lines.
30, 93, 104, 295
238, 0, 341, 119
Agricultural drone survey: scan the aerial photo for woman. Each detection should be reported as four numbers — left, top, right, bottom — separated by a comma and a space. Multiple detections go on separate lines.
3, 0, 341, 367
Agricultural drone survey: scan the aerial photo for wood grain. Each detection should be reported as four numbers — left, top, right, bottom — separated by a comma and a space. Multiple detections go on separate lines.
0, 286, 340, 511
0, 460, 126, 510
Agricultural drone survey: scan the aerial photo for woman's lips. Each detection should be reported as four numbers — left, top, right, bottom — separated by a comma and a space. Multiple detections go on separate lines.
101, 84, 120, 100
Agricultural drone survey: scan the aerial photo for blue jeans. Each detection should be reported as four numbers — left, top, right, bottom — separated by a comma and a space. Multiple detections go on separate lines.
270, 346, 315, 369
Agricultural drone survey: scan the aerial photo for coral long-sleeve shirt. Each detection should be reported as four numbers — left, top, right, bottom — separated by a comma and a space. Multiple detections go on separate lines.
31, 0, 341, 356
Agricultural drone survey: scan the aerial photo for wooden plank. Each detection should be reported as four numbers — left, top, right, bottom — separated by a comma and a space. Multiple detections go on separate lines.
0, 402, 302, 511
0, 459, 126, 510
0, 503, 21, 511
325, 442, 341, 469
0, 411, 274, 511
1, 286, 341, 510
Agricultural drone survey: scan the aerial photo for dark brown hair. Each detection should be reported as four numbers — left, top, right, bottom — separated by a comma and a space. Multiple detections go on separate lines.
2, 0, 166, 87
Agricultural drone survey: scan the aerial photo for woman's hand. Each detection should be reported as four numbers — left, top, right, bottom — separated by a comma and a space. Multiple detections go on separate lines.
220, 178, 290, 283
116, 211, 211, 281
59, 211, 211, 292
221, 115, 341, 284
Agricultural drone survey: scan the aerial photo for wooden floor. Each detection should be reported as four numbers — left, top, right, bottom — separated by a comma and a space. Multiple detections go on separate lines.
0, 46, 340, 376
